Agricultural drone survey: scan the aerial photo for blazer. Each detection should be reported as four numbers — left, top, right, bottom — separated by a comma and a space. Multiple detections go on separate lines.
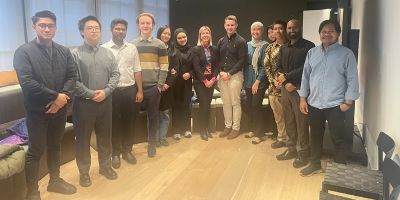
192, 45, 220, 82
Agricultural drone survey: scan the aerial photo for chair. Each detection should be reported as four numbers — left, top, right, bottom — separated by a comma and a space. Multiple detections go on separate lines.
322, 132, 395, 200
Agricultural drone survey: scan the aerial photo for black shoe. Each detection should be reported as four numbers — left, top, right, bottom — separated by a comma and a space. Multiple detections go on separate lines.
200, 131, 208, 141
47, 177, 77, 195
271, 141, 285, 149
79, 173, 91, 187
300, 164, 323, 177
122, 152, 137, 164
276, 149, 297, 160
148, 144, 156, 158
112, 156, 121, 169
160, 138, 169, 146
293, 158, 308, 168
99, 168, 118, 180
26, 190, 41, 200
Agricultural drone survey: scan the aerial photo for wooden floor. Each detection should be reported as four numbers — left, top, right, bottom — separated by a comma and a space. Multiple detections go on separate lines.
38, 132, 364, 200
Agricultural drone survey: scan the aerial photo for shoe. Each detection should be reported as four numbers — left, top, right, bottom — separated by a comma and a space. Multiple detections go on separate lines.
112, 156, 121, 169
99, 168, 118, 180
79, 173, 92, 187
122, 152, 137, 164
271, 141, 285, 149
206, 130, 213, 138
227, 130, 240, 140
245, 132, 255, 138
264, 132, 274, 136
26, 190, 41, 200
173, 134, 181, 140
276, 149, 297, 160
184, 131, 192, 138
251, 137, 263, 144
200, 131, 208, 141
47, 177, 77, 195
293, 158, 308, 168
148, 144, 156, 157
300, 164, 323, 177
219, 127, 232, 138
160, 138, 169, 146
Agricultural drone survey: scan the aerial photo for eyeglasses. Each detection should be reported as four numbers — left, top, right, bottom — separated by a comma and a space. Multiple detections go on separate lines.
86, 26, 101, 32
36, 23, 56, 30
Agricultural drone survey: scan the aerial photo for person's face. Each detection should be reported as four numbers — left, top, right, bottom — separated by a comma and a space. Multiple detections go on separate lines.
224, 19, 237, 35
33, 17, 56, 42
267, 28, 275, 41
160, 28, 171, 43
81, 20, 101, 45
287, 21, 301, 40
320, 23, 340, 46
200, 29, 211, 44
176, 32, 187, 46
138, 15, 153, 36
251, 25, 262, 40
111, 23, 127, 42
273, 24, 285, 39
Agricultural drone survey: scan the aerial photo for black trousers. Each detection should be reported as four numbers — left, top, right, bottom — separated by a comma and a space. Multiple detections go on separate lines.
193, 81, 214, 133
25, 108, 67, 192
141, 85, 161, 145
73, 97, 112, 174
281, 88, 310, 158
245, 87, 267, 138
112, 85, 139, 156
172, 77, 192, 133
308, 105, 346, 165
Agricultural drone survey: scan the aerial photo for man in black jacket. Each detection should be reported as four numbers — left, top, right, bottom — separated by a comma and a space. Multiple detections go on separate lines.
13, 10, 77, 200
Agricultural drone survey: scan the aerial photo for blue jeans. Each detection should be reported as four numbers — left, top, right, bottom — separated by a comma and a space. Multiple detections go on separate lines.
158, 109, 170, 140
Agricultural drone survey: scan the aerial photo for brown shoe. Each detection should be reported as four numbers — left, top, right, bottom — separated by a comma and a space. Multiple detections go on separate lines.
219, 127, 232, 138
227, 130, 240, 140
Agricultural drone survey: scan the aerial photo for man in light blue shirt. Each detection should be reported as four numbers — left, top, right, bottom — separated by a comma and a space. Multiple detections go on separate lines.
298, 19, 360, 176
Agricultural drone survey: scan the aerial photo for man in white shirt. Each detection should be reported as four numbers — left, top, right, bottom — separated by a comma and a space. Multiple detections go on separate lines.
102, 18, 143, 169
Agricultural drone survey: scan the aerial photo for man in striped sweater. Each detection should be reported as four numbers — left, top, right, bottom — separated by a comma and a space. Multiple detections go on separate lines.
131, 13, 168, 157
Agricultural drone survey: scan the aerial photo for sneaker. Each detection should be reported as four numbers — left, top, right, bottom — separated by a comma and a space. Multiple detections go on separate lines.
300, 164, 323, 177
276, 149, 297, 160
251, 137, 264, 144
245, 132, 255, 138
219, 127, 232, 138
173, 134, 181, 140
47, 177, 77, 195
293, 158, 308, 168
160, 138, 169, 146
184, 131, 192, 138
271, 141, 286, 149
227, 130, 240, 140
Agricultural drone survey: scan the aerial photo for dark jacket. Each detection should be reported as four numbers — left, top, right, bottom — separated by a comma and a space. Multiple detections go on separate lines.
160, 47, 180, 111
13, 40, 77, 113
192, 45, 220, 82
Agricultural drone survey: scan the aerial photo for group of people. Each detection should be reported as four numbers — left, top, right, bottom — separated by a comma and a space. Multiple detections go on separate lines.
13, 10, 359, 200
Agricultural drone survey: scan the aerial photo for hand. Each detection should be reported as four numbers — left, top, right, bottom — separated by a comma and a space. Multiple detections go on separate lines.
92, 90, 106, 102
54, 93, 70, 108
45, 102, 61, 114
163, 84, 170, 91
136, 90, 143, 103
171, 68, 177, 76
284, 83, 297, 92
274, 81, 282, 89
299, 97, 308, 114
220, 72, 230, 81
252, 81, 260, 94
277, 72, 286, 84
339, 104, 351, 112
182, 73, 191, 80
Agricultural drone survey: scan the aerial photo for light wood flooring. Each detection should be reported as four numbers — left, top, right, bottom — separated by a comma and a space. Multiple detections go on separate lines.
38, 132, 367, 200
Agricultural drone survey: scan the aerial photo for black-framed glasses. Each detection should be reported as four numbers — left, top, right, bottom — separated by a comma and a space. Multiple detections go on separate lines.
36, 23, 56, 30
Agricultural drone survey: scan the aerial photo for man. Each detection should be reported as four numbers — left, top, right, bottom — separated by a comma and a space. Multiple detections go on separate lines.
264, 20, 288, 150
102, 18, 143, 169
131, 13, 169, 157
217, 15, 247, 139
13, 10, 77, 200
275, 19, 315, 168
72, 16, 120, 187
299, 19, 359, 176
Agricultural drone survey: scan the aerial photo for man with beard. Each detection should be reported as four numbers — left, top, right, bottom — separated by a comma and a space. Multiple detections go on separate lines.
275, 19, 315, 168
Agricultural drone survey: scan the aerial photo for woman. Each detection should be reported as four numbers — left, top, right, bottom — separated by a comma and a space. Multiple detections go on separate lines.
171, 28, 193, 140
192, 26, 219, 141
156, 25, 179, 146
244, 21, 269, 144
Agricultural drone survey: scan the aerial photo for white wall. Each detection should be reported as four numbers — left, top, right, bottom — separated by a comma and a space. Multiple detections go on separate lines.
352, 0, 400, 169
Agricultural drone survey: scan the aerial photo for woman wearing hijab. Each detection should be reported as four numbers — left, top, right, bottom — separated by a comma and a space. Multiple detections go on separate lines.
192, 26, 219, 141
156, 25, 180, 146
171, 28, 193, 140
244, 21, 269, 144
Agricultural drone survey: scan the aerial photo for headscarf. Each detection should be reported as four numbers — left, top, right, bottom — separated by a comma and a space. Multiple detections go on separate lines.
173, 28, 191, 54
250, 37, 267, 75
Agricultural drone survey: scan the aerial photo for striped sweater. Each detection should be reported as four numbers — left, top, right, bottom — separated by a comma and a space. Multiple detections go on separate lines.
131, 36, 168, 87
